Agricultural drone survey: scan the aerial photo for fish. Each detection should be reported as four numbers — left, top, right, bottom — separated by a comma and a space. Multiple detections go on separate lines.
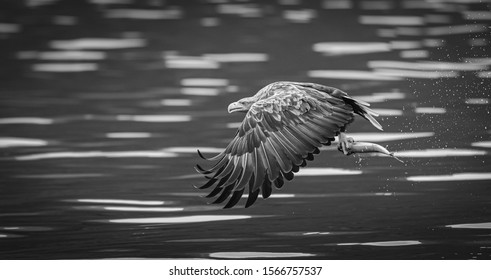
350, 141, 404, 163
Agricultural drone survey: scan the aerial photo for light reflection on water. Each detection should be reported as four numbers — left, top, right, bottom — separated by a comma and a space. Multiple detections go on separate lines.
14, 150, 179, 161
347, 132, 434, 142
337, 240, 422, 247
283, 9, 316, 23
368, 60, 487, 71
313, 42, 392, 55
105, 132, 153, 138
0, 226, 53, 232
180, 87, 221, 96
0, 117, 54, 125
472, 141, 491, 148
50, 38, 146, 50
105, 8, 183, 20
32, 63, 99, 72
308, 70, 403, 81
18, 50, 106, 60
101, 206, 184, 212
359, 15, 425, 26
0, 23, 20, 33
395, 149, 487, 158
400, 50, 429, 59
103, 215, 255, 224
0, 233, 23, 238
115, 115, 191, 122
74, 199, 167, 206
462, 11, 491, 21
406, 173, 491, 182
164, 56, 220, 69
15, 173, 107, 179
203, 53, 269, 63
167, 238, 257, 243
373, 68, 459, 79
270, 231, 376, 237
160, 99, 192, 106
295, 168, 362, 176
465, 98, 489, 105
208, 252, 316, 259
352, 92, 406, 103
414, 107, 446, 114
180, 78, 229, 87
0, 137, 49, 148
426, 24, 488, 36
447, 222, 491, 229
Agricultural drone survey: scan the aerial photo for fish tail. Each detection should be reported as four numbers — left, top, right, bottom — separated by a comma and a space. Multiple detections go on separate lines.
390, 152, 404, 163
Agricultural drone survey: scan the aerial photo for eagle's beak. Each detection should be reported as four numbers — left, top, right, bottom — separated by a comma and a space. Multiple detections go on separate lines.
227, 102, 247, 113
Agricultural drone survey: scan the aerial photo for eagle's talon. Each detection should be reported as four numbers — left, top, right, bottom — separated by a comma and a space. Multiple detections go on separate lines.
338, 133, 354, 155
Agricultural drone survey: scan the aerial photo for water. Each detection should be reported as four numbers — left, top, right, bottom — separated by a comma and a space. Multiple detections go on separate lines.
1, 0, 490, 260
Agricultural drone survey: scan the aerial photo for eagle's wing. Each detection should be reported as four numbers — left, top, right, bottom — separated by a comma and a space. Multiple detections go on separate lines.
195, 83, 378, 208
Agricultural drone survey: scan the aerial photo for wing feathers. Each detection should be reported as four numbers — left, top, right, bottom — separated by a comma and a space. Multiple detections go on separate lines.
245, 179, 260, 208
223, 189, 245, 208
261, 176, 272, 199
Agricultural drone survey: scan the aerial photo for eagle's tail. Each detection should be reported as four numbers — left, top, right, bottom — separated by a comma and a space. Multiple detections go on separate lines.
343, 97, 383, 131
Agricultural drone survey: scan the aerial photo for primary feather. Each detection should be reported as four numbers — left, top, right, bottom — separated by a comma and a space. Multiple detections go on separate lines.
195, 81, 382, 208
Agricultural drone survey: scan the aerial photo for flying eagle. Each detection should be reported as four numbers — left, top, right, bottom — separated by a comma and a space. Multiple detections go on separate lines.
195, 81, 382, 208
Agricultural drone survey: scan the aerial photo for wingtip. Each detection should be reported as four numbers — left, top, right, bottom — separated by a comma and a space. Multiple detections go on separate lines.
197, 149, 207, 160
194, 164, 208, 174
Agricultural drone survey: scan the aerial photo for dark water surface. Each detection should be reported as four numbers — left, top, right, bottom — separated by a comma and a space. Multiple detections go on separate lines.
1, 0, 490, 259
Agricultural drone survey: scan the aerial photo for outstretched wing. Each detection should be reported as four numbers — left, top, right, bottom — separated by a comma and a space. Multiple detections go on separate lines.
195, 83, 374, 208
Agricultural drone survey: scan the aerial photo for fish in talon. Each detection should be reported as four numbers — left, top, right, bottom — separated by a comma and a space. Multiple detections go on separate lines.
350, 141, 404, 163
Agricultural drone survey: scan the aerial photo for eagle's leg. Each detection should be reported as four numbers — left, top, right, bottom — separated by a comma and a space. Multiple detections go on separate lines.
337, 132, 354, 155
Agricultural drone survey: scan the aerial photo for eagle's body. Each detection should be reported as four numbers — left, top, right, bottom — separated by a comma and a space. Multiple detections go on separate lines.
195, 81, 382, 208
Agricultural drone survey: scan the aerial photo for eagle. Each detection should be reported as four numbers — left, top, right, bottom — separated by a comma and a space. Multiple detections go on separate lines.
195, 81, 382, 208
